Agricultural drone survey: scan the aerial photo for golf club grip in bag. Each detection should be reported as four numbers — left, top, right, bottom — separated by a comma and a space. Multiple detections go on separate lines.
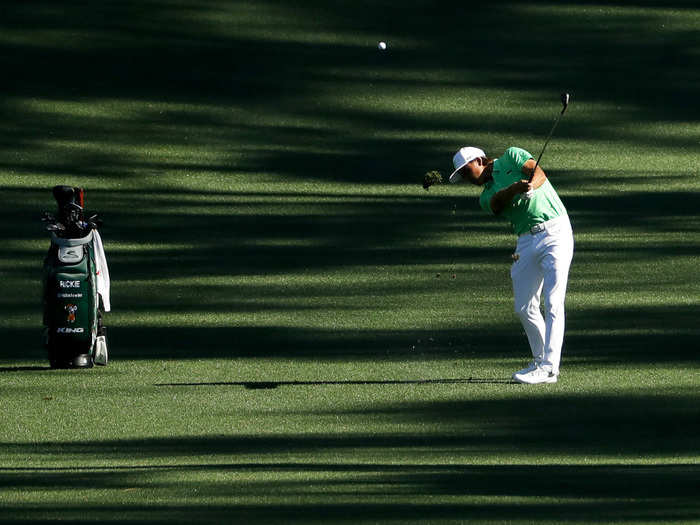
42, 186, 108, 368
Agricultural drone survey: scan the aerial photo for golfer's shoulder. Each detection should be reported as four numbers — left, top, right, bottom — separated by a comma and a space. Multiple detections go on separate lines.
501, 146, 533, 167
503, 146, 532, 158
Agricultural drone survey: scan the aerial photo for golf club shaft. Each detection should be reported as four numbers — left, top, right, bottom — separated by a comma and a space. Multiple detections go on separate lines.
529, 94, 570, 183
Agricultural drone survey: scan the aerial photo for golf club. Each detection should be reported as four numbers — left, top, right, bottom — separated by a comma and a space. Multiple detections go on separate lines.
529, 92, 570, 182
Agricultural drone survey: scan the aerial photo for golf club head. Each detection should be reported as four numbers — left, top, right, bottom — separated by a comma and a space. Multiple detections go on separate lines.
560, 92, 570, 112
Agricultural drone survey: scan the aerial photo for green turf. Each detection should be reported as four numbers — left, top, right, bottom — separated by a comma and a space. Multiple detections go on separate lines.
1, 1, 699, 523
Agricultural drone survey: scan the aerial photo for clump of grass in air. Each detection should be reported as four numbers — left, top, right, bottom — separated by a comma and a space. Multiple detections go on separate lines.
422, 170, 443, 190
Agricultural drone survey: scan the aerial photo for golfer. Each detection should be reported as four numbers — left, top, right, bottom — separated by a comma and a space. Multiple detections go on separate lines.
450, 146, 574, 384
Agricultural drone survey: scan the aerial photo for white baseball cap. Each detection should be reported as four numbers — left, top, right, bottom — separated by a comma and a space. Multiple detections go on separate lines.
449, 146, 486, 183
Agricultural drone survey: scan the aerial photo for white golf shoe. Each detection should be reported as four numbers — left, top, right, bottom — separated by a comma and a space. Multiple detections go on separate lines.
513, 360, 539, 376
513, 366, 558, 384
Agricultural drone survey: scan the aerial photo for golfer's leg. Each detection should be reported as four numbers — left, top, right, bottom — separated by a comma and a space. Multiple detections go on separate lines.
541, 234, 574, 374
511, 239, 545, 363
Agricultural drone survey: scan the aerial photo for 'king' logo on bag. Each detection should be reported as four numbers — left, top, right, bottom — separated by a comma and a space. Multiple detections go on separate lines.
65, 304, 77, 323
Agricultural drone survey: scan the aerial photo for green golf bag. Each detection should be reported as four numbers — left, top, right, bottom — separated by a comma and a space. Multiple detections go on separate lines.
42, 186, 109, 368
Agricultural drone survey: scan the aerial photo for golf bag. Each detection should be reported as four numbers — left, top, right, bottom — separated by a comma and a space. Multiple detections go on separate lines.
42, 186, 110, 368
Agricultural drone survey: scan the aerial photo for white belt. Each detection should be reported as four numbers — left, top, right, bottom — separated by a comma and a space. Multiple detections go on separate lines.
520, 215, 569, 236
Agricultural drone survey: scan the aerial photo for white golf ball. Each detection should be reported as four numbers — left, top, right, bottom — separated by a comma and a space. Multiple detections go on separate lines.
378, 41, 387, 50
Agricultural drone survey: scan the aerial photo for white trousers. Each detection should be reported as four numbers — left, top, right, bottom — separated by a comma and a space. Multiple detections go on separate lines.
510, 215, 573, 374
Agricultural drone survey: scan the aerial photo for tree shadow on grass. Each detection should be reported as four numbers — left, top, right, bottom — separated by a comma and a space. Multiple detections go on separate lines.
2, 390, 698, 460
2, 0, 700, 191
0, 366, 52, 373
4, 314, 697, 364
3, 0, 699, 113
1, 390, 698, 522
1, 185, 698, 365
0, 497, 697, 524
0, 464, 698, 523
3, 186, 699, 280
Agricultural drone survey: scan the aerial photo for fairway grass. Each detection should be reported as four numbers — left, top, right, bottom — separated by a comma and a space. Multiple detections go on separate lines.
1, 357, 698, 524
2, 0, 700, 523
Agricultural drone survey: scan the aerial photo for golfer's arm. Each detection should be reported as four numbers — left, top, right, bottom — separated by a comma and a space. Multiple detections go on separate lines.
521, 159, 547, 189
490, 186, 520, 215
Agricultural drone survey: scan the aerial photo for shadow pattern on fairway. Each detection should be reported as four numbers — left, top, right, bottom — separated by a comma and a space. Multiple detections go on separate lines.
3, 390, 698, 458
0, 463, 698, 523
2, 183, 699, 364
1, 1, 699, 365
2, 4, 699, 523
0, 366, 52, 373
1, 389, 698, 522
2, 0, 700, 186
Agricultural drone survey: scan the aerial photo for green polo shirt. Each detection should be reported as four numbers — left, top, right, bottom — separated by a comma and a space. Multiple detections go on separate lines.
479, 147, 567, 235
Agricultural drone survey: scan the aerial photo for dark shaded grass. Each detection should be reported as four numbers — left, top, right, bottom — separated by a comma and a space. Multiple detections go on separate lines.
3, 388, 698, 457
4, 463, 698, 499
0, 464, 698, 523
0, 500, 697, 525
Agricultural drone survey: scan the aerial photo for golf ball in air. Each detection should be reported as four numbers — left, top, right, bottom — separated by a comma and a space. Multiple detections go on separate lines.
378, 41, 387, 50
